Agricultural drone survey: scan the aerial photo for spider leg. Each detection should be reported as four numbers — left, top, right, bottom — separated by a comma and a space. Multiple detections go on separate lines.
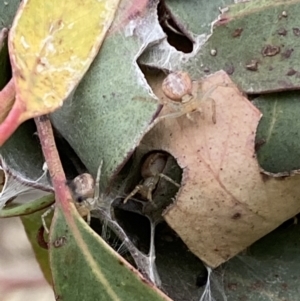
198, 82, 231, 124
155, 105, 182, 123
147, 187, 154, 202
86, 209, 91, 225
186, 112, 194, 121
158, 173, 180, 188
197, 82, 230, 102
156, 110, 188, 123
93, 160, 103, 205
123, 185, 142, 204
41, 204, 55, 234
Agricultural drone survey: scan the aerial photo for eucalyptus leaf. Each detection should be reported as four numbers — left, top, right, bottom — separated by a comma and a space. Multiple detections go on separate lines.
0, 0, 20, 29
0, 193, 54, 217
254, 91, 300, 173
21, 208, 53, 285
0, 120, 53, 212
164, 0, 233, 36
185, 0, 300, 93
140, 0, 300, 95
139, 0, 233, 72
51, 0, 162, 188
2, 0, 120, 145
210, 222, 300, 301
50, 205, 171, 301
0, 120, 52, 191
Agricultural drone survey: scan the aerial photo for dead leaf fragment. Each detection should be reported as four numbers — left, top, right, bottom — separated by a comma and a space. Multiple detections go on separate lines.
142, 70, 300, 267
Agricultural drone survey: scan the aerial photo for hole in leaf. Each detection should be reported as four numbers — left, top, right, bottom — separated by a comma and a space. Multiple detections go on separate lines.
119, 149, 182, 218
157, 0, 194, 53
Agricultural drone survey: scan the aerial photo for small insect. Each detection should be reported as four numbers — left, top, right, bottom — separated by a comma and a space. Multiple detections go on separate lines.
42, 161, 103, 233
159, 71, 227, 124
123, 152, 180, 204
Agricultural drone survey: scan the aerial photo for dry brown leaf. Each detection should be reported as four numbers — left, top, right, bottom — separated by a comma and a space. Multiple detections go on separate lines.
142, 70, 300, 267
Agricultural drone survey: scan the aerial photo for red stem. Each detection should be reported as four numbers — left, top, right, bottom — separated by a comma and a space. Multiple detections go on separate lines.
34, 115, 72, 212
0, 78, 19, 146
0, 78, 15, 104
0, 100, 23, 146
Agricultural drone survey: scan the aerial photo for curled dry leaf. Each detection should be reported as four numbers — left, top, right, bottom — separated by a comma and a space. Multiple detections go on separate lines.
0, 0, 121, 146
142, 70, 300, 267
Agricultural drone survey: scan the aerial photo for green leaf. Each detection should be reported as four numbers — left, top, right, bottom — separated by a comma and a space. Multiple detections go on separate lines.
0, 0, 121, 146
0, 194, 54, 217
254, 91, 300, 173
185, 0, 300, 93
141, 0, 300, 94
0, 120, 52, 189
49, 204, 172, 301
21, 209, 53, 285
0, 0, 20, 29
0, 119, 53, 213
164, 0, 233, 36
139, 0, 233, 70
50, 2, 160, 187
212, 222, 300, 301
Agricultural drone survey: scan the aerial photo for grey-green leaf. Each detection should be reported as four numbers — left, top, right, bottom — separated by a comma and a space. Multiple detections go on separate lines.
164, 0, 233, 36
51, 3, 162, 188
254, 91, 300, 173
0, 0, 20, 29
210, 222, 300, 301
0, 121, 52, 191
186, 0, 300, 93
50, 205, 172, 301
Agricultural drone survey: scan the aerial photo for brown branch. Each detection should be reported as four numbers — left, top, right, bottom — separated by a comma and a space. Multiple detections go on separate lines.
34, 115, 72, 211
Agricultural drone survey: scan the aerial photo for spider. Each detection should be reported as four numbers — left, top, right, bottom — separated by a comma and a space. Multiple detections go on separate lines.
123, 152, 180, 204
158, 71, 229, 124
41, 161, 103, 233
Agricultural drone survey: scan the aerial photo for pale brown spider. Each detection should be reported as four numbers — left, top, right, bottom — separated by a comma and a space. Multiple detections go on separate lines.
123, 152, 180, 204
159, 71, 229, 123
42, 161, 103, 233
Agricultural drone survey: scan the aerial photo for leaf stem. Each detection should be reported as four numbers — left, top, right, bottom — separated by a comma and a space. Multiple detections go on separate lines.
0, 78, 19, 145
0, 78, 15, 104
34, 115, 72, 212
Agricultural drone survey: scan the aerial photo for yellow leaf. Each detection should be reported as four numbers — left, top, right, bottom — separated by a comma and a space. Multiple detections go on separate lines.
0, 0, 120, 145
